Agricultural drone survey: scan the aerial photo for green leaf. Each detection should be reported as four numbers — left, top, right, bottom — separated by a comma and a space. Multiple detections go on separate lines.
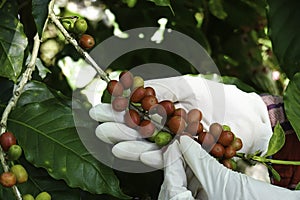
36, 58, 51, 79
264, 122, 285, 157
208, 0, 228, 20
7, 83, 129, 199
17, 81, 55, 106
284, 72, 300, 140
0, 0, 28, 82
296, 182, 300, 190
32, 0, 51, 37
148, 0, 174, 15
101, 89, 112, 103
267, 0, 300, 78
148, 0, 170, 6
266, 164, 281, 182
0, 79, 13, 106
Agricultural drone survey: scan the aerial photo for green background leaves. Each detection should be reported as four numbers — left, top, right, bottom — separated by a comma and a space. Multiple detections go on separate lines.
284, 72, 300, 140
0, 0, 28, 82
32, 0, 51, 37
267, 0, 300, 79
6, 81, 129, 199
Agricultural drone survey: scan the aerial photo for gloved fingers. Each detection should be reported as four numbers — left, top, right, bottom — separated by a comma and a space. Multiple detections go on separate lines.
158, 140, 194, 200
112, 140, 159, 161
185, 166, 209, 200
140, 149, 164, 169
145, 75, 214, 106
89, 103, 125, 123
179, 135, 227, 198
95, 122, 141, 144
179, 136, 300, 200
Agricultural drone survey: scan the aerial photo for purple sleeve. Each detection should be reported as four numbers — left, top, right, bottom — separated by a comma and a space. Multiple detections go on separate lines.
260, 94, 294, 136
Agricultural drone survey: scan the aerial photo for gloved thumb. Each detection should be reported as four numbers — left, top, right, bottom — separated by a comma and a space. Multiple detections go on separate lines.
179, 136, 300, 200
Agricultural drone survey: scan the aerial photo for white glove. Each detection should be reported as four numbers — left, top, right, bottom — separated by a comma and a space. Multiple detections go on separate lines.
158, 135, 300, 200
89, 75, 273, 169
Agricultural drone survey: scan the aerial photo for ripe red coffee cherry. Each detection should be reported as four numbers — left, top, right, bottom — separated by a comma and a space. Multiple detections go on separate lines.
130, 87, 146, 103
224, 146, 236, 159
144, 87, 156, 96
157, 100, 175, 117
185, 121, 203, 136
209, 122, 223, 139
222, 158, 237, 170
218, 131, 234, 146
119, 71, 134, 89
198, 132, 215, 149
141, 95, 158, 111
210, 143, 225, 158
173, 108, 187, 121
187, 109, 202, 123
230, 137, 243, 151
0, 131, 17, 152
107, 80, 124, 97
124, 109, 140, 128
167, 116, 187, 134
0, 172, 17, 187
112, 97, 128, 112
138, 120, 156, 138
79, 34, 95, 49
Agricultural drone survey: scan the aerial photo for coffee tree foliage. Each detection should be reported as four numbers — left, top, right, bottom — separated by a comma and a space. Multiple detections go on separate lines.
0, 0, 300, 199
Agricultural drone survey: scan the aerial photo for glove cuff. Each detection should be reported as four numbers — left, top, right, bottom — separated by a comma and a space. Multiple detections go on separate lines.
260, 94, 294, 135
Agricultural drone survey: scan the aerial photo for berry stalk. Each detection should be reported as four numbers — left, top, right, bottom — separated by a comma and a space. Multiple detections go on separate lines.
48, 1, 110, 83
236, 153, 300, 166
0, 33, 41, 200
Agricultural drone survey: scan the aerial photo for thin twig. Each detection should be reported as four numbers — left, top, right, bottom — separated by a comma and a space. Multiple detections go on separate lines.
48, 0, 110, 83
0, 33, 41, 200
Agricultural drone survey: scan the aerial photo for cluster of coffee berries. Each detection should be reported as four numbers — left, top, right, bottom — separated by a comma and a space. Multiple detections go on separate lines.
61, 17, 95, 50
198, 123, 243, 170
106, 71, 174, 147
106, 71, 243, 169
0, 132, 52, 199
0, 131, 28, 187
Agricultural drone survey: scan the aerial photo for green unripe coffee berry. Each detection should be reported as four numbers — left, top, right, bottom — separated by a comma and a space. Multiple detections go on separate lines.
35, 192, 51, 200
73, 18, 88, 34
10, 164, 28, 184
23, 194, 35, 200
155, 131, 172, 147
132, 76, 144, 90
7, 144, 22, 160
147, 129, 159, 142
62, 20, 73, 32
222, 124, 231, 131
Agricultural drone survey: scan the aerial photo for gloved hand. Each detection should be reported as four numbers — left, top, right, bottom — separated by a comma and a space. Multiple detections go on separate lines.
89, 75, 273, 169
158, 135, 300, 200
